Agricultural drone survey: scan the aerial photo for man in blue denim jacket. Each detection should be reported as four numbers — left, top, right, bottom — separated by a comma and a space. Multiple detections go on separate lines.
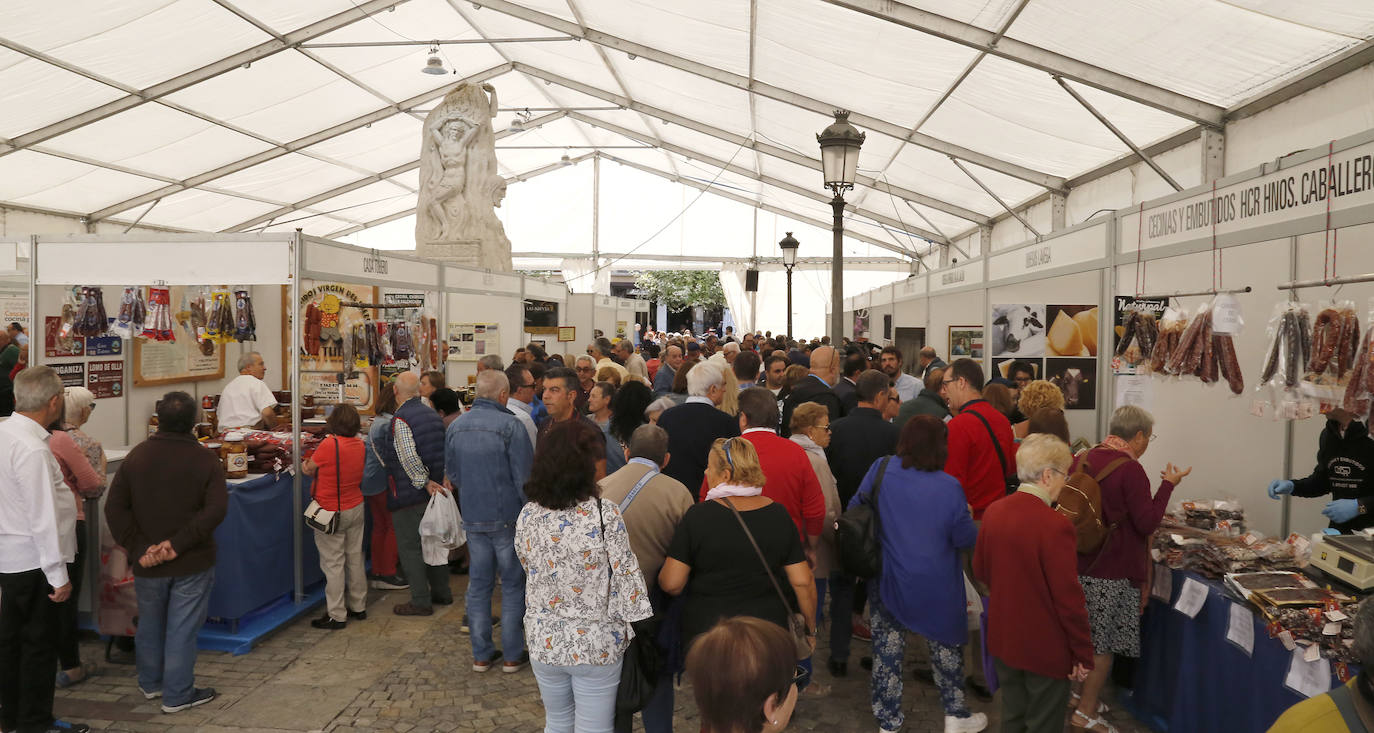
445, 369, 534, 673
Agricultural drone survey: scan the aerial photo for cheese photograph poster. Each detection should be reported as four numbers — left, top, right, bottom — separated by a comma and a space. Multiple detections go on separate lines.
1044, 305, 1099, 358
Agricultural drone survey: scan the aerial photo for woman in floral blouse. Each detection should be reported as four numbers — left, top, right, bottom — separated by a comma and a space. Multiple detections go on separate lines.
517, 419, 653, 733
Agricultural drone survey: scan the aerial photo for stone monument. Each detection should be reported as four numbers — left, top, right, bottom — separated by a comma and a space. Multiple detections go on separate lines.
415, 82, 512, 271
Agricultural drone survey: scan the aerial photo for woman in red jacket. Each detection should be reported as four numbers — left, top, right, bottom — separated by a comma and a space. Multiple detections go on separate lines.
1071, 406, 1190, 732
302, 404, 369, 630
975, 434, 1093, 733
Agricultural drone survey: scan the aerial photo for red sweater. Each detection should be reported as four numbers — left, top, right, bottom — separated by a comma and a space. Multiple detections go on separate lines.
700, 428, 825, 540
974, 490, 1094, 678
944, 400, 1015, 519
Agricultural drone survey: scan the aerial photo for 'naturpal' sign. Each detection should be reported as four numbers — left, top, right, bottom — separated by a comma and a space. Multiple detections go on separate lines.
1119, 137, 1374, 253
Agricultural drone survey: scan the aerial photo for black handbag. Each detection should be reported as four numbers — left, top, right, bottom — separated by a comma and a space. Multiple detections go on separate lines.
834, 456, 891, 579
596, 500, 664, 714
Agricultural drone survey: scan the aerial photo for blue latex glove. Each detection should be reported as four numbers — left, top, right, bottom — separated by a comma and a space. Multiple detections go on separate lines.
1322, 498, 1360, 523
1267, 479, 1294, 499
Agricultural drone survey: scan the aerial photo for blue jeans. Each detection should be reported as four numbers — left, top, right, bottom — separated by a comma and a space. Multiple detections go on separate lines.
466, 526, 525, 662
135, 568, 214, 706
532, 659, 624, 733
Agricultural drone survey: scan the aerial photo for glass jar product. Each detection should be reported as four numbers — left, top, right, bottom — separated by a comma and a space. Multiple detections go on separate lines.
223, 432, 249, 479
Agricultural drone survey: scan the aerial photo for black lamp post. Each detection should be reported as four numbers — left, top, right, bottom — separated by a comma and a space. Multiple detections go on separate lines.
817, 110, 865, 346
778, 231, 800, 338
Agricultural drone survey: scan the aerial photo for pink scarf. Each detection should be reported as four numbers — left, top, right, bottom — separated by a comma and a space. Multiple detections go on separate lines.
1100, 434, 1137, 459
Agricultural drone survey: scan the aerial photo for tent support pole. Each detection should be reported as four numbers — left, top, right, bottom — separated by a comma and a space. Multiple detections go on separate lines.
291, 232, 304, 604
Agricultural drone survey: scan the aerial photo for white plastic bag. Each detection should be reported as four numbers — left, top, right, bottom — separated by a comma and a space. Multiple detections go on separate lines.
419, 490, 465, 566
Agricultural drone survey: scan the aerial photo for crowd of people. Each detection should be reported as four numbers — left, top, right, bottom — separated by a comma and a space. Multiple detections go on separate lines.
2, 324, 1213, 733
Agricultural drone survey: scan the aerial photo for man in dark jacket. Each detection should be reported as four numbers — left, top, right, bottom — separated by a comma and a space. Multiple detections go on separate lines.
106, 391, 227, 713
824, 370, 899, 675
895, 367, 951, 432
918, 346, 948, 380
1269, 407, 1374, 532
380, 372, 449, 616
833, 351, 865, 415
539, 367, 626, 475
656, 361, 739, 499
780, 346, 843, 437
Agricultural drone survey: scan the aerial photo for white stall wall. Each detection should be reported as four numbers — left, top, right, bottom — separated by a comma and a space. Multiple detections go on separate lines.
445, 287, 523, 388
989, 269, 1103, 443
1114, 238, 1293, 538
34, 283, 282, 450
565, 294, 595, 356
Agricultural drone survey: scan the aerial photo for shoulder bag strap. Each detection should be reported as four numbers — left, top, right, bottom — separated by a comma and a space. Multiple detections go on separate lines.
1328, 683, 1369, 733
620, 466, 659, 513
335, 437, 342, 510
721, 498, 800, 619
870, 456, 892, 542
1094, 456, 1131, 483
967, 409, 1011, 478
597, 499, 612, 610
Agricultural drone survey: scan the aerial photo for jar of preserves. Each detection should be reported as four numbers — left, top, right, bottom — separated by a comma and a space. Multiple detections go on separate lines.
223, 432, 249, 479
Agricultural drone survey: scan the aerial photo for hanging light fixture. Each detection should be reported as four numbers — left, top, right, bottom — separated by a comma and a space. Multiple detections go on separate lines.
508, 108, 532, 133
421, 45, 446, 75
560, 154, 572, 166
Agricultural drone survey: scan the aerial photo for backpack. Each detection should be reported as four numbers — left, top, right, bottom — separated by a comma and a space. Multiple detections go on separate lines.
1055, 454, 1130, 555
835, 457, 891, 579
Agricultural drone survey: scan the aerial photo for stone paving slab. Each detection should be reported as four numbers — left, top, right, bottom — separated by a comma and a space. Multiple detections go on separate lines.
53, 574, 1153, 732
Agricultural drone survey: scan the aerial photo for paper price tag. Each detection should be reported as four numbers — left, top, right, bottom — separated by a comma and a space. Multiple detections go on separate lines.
1323, 622, 1342, 636
1151, 566, 1172, 602
1151, 548, 1162, 561
1173, 577, 1208, 618
1279, 630, 1296, 650
1212, 294, 1243, 335
1226, 602, 1254, 656
1304, 644, 1322, 663
1285, 647, 1331, 698
1171, 533, 1185, 544
1327, 609, 1349, 622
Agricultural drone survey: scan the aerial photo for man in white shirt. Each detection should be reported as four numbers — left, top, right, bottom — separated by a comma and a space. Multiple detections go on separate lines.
0, 365, 90, 733
589, 338, 629, 384
880, 346, 921, 403
503, 363, 539, 451
614, 339, 649, 385
217, 351, 278, 429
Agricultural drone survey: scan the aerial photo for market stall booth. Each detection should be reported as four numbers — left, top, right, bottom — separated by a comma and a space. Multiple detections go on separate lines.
26, 233, 571, 653
842, 129, 1374, 732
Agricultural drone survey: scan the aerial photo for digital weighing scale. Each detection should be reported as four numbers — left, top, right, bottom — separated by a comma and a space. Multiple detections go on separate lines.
1311, 534, 1374, 590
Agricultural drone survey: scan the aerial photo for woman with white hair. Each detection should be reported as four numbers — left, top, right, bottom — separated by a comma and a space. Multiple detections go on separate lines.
975, 434, 1093, 733
1071, 406, 1191, 732
52, 387, 107, 688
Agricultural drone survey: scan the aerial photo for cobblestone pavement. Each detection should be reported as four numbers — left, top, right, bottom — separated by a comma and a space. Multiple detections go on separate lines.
54, 575, 1153, 732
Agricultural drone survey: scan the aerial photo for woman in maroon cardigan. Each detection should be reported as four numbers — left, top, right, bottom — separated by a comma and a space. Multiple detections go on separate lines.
1071, 406, 1190, 732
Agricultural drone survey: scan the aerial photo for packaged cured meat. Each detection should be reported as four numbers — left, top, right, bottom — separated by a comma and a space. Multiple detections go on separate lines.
73, 286, 109, 338
303, 302, 322, 356
206, 290, 235, 344
113, 287, 140, 338
234, 289, 257, 343
1164, 303, 1210, 377
394, 321, 412, 362
1300, 300, 1359, 410
1253, 302, 1317, 420
1117, 306, 1159, 370
141, 286, 175, 342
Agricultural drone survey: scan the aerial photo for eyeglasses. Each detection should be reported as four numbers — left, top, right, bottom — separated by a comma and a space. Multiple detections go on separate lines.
941, 378, 955, 386
576, 366, 594, 373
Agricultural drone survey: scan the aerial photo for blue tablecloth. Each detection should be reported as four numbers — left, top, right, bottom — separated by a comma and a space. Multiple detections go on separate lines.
1132, 568, 1350, 733
206, 472, 324, 620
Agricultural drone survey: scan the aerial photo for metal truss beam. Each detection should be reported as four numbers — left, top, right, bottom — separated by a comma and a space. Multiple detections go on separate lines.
596, 153, 924, 262
1054, 76, 1183, 192
512, 252, 909, 269
225, 110, 567, 232
0, 0, 408, 158
87, 63, 512, 223
470, 0, 1065, 190
324, 151, 594, 238
516, 64, 990, 225
566, 112, 946, 244
822, 0, 1224, 128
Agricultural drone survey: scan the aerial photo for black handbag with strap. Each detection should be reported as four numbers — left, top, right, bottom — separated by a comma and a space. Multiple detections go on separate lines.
967, 408, 1019, 496
595, 500, 663, 714
834, 456, 891, 579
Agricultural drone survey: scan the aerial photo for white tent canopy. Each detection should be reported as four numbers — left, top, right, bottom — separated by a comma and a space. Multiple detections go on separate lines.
2, 0, 1372, 304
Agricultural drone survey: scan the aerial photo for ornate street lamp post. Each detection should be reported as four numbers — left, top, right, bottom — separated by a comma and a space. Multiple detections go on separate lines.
817, 110, 865, 345
778, 231, 800, 337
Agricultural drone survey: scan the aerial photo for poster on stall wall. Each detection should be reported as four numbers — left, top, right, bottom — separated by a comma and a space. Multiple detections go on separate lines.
853, 309, 869, 339
379, 292, 429, 381
447, 323, 499, 362
0, 297, 29, 334
992, 357, 1042, 382
51, 363, 84, 389
1045, 358, 1097, 410
991, 305, 1045, 358
87, 360, 124, 399
1043, 305, 1098, 358
947, 326, 984, 361
524, 299, 559, 335
1112, 296, 1169, 375
291, 281, 378, 413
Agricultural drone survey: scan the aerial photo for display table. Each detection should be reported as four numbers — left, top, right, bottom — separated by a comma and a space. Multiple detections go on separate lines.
199, 471, 326, 654
1127, 568, 1352, 733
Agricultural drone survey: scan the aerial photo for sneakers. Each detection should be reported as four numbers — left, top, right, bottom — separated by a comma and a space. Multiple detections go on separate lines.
311, 616, 346, 630
473, 649, 504, 673
502, 653, 529, 674
138, 685, 162, 700
393, 603, 433, 616
46, 721, 91, 733
944, 712, 988, 733
852, 620, 872, 641
369, 574, 409, 590
162, 687, 217, 713
347, 609, 368, 621
460, 613, 469, 633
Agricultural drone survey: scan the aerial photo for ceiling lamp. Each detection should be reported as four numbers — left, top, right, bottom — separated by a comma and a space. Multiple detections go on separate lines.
421, 45, 446, 75
508, 108, 532, 133
560, 154, 572, 166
